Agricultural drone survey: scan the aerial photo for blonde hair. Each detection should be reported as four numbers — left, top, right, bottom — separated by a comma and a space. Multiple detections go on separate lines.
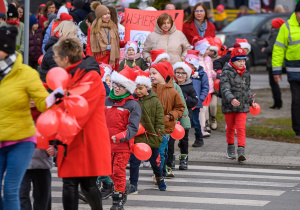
53, 21, 78, 38
91, 18, 114, 35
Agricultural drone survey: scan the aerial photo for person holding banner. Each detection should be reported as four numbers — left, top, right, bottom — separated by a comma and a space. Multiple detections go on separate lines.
183, 3, 216, 45
143, 13, 190, 65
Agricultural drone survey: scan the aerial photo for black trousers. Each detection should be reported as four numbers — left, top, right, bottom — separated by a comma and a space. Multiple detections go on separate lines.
62, 176, 102, 210
178, 129, 189, 154
19, 169, 51, 210
268, 66, 282, 103
166, 137, 175, 167
290, 81, 300, 135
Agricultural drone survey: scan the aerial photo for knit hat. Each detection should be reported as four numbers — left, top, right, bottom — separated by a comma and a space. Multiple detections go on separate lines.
206, 37, 219, 53
150, 60, 170, 81
48, 13, 57, 24
125, 41, 138, 54
29, 14, 39, 28
295, 2, 300, 12
60, 13, 74, 21
271, 18, 285, 29
73, 0, 85, 9
173, 61, 194, 79
194, 37, 210, 55
185, 50, 200, 69
0, 13, 6, 20
111, 65, 139, 94
151, 49, 170, 64
0, 26, 18, 54
230, 43, 246, 62
216, 4, 225, 13
236, 39, 251, 54
57, 5, 69, 19
95, 5, 109, 19
7, 4, 18, 18
135, 67, 152, 88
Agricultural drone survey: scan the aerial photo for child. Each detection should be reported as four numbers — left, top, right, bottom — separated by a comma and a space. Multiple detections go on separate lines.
105, 66, 141, 209
29, 14, 43, 70
215, 4, 228, 31
193, 37, 216, 137
173, 61, 198, 170
119, 41, 148, 71
150, 61, 185, 177
220, 44, 256, 162
128, 68, 166, 194
185, 50, 209, 147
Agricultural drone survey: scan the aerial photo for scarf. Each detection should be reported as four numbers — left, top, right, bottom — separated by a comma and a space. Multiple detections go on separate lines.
109, 89, 130, 101
79, 18, 88, 35
90, 20, 120, 67
0, 53, 17, 82
6, 19, 20, 27
229, 60, 246, 76
194, 19, 207, 37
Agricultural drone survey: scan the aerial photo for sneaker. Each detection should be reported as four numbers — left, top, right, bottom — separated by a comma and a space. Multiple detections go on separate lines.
210, 116, 217, 130
237, 147, 246, 162
127, 184, 138, 195
206, 120, 211, 133
192, 135, 204, 147
126, 163, 130, 169
226, 144, 236, 159
165, 166, 175, 178
156, 177, 167, 191
143, 161, 150, 168
152, 175, 158, 185
100, 183, 114, 199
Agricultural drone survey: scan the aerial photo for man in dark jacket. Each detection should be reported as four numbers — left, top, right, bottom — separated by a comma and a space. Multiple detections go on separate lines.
70, 0, 88, 24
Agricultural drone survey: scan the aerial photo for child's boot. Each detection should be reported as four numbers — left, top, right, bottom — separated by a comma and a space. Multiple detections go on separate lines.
237, 146, 246, 162
210, 116, 217, 130
171, 154, 175, 169
179, 154, 188, 170
156, 177, 167, 191
192, 134, 204, 147
110, 191, 126, 210
226, 144, 236, 159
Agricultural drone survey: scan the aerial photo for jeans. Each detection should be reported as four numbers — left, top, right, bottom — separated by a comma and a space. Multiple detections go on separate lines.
0, 142, 35, 210
290, 81, 300, 135
225, 113, 247, 147
191, 108, 203, 137
158, 134, 170, 175
129, 153, 141, 188
19, 169, 51, 210
148, 148, 163, 178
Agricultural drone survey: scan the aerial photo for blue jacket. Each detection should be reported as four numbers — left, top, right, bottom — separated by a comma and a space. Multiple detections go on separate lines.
192, 66, 209, 108
42, 20, 53, 54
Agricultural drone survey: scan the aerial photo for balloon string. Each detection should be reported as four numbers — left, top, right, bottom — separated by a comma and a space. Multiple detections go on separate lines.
72, 115, 82, 130
249, 94, 256, 103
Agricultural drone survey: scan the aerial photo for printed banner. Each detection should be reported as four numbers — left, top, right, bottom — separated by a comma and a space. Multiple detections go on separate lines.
249, 0, 261, 12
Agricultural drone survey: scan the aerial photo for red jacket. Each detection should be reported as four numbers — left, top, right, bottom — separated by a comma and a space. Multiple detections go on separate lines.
39, 15, 48, 30
183, 20, 216, 45
56, 56, 112, 178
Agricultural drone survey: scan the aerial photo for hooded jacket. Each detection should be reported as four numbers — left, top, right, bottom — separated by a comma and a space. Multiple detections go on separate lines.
178, 79, 198, 120
29, 28, 43, 61
192, 66, 209, 108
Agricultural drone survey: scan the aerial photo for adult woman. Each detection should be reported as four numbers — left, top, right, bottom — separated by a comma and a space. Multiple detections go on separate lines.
39, 1, 56, 30
18, 6, 24, 23
86, 2, 122, 70
0, 26, 49, 210
183, 3, 216, 45
143, 13, 190, 65
53, 37, 111, 210
40, 21, 78, 82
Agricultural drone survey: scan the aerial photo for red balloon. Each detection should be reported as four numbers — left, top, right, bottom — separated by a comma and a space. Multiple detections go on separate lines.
170, 123, 185, 140
36, 129, 49, 149
38, 55, 43, 66
65, 95, 89, 118
133, 143, 152, 161
46, 67, 69, 90
57, 112, 78, 137
136, 123, 146, 136
214, 79, 220, 90
249, 103, 261, 115
36, 109, 59, 137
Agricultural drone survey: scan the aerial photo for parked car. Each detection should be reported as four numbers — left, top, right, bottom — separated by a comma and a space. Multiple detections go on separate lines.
216, 13, 291, 67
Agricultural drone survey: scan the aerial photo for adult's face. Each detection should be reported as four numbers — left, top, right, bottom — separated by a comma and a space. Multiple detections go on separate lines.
160, 18, 172, 32
296, 12, 300, 24
165, 4, 175, 10
18, 7, 23, 18
194, 6, 206, 23
101, 11, 111, 23
0, 50, 8, 60
47, 4, 56, 14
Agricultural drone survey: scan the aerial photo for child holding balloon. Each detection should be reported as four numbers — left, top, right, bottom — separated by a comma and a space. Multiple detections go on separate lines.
220, 44, 257, 162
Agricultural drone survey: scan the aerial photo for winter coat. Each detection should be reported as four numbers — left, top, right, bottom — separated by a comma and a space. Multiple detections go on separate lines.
42, 20, 54, 54
27, 149, 53, 169
0, 21, 25, 55
56, 56, 112, 178
178, 79, 198, 120
119, 58, 149, 71
29, 28, 43, 62
105, 95, 141, 153
135, 91, 165, 148
69, 8, 88, 24
40, 35, 59, 83
213, 52, 231, 71
220, 63, 253, 114
264, 28, 279, 68
142, 21, 190, 65
199, 55, 216, 94
192, 66, 209, 108
152, 78, 185, 134
39, 15, 48, 30
183, 20, 216, 45
0, 53, 49, 141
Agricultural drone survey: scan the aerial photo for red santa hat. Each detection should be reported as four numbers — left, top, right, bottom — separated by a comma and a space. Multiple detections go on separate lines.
173, 61, 194, 79
118, 12, 125, 24
216, 4, 225, 13
151, 49, 170, 64
150, 60, 171, 81
185, 50, 200, 70
99, 63, 112, 81
236, 39, 251, 54
60, 13, 73, 21
111, 66, 138, 94
206, 37, 219, 53
125, 41, 138, 55
193, 37, 210, 55
135, 67, 152, 88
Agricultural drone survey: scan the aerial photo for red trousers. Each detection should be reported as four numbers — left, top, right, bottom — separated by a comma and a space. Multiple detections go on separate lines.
224, 112, 247, 147
110, 152, 131, 193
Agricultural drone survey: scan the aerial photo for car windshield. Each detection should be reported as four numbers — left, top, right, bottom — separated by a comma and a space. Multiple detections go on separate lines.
221, 15, 266, 33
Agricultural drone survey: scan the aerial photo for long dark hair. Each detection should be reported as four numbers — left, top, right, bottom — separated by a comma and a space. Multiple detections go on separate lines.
43, 1, 55, 16
184, 3, 208, 24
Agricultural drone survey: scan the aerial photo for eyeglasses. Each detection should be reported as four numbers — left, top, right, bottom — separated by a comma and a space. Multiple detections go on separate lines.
175, 72, 187, 76
195, 10, 204, 13
113, 83, 125, 91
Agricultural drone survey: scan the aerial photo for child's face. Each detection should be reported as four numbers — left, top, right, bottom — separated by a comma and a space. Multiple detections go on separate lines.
134, 84, 149, 98
105, 75, 111, 88
113, 82, 128, 96
204, 48, 210, 57
127, 47, 135, 56
232, 59, 246, 68
157, 58, 167, 63
208, 50, 217, 57
32, 23, 39, 31
175, 68, 187, 84
243, 48, 249, 54
150, 68, 165, 85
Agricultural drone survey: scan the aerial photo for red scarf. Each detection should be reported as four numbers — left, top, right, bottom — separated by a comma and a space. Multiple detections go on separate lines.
229, 60, 246, 76
6, 19, 20, 27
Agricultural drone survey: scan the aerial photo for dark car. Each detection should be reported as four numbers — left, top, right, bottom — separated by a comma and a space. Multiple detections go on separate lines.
216, 13, 291, 67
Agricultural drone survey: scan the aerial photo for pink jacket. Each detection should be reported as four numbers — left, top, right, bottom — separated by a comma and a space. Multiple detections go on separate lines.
199, 55, 216, 94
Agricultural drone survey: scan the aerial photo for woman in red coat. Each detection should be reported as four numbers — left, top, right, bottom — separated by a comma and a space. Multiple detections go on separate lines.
183, 3, 216, 45
53, 37, 111, 210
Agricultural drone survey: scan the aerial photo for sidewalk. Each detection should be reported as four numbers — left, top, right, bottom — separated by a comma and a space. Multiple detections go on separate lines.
174, 130, 300, 167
